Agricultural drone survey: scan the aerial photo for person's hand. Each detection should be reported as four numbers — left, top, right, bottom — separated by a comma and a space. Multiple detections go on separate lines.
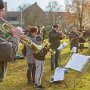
11, 26, 23, 41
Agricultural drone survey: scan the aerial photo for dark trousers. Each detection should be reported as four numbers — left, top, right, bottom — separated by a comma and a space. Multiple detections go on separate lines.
79, 43, 84, 51
27, 63, 36, 83
50, 50, 60, 70
0, 61, 7, 81
70, 43, 78, 53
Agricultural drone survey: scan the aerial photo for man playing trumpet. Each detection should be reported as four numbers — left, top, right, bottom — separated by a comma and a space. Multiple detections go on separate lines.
48, 24, 64, 70
0, 0, 23, 81
24, 27, 38, 85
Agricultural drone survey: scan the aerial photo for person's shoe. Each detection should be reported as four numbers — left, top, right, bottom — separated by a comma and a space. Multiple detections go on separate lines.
34, 84, 37, 87
36, 85, 44, 89
80, 49, 83, 51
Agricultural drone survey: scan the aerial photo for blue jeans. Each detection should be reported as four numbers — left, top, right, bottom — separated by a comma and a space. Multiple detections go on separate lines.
50, 50, 60, 70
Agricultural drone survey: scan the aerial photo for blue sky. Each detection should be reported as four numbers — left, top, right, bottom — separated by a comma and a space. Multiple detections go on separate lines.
3, 0, 65, 11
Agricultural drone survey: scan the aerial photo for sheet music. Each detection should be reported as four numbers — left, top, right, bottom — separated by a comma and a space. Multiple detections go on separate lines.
57, 42, 67, 51
65, 54, 90, 72
53, 67, 64, 81
71, 47, 77, 53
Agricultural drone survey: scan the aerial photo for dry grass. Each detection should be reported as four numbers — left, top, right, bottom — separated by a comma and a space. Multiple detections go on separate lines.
0, 39, 90, 90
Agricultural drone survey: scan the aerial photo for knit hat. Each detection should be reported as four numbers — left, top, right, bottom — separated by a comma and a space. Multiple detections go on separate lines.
0, 0, 4, 9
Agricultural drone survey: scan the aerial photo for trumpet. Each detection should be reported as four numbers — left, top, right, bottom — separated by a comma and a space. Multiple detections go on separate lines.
1, 17, 43, 53
20, 35, 43, 54
1, 17, 54, 54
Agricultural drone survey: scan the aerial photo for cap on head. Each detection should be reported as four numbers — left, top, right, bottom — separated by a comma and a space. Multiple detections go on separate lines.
0, 0, 4, 9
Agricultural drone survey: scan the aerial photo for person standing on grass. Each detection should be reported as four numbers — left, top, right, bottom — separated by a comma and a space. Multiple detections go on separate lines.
25, 27, 38, 85
69, 27, 79, 53
48, 25, 63, 70
33, 35, 49, 89
79, 27, 86, 51
0, 0, 23, 82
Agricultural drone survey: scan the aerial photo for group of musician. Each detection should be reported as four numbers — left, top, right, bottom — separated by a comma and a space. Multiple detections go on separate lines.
0, 0, 87, 89
22, 25, 86, 89
24, 26, 49, 88
69, 26, 86, 53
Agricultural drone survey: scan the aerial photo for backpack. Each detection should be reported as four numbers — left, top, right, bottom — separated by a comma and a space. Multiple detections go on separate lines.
22, 45, 26, 56
0, 42, 13, 62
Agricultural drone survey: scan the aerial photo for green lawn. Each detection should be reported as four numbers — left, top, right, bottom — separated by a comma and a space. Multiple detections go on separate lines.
0, 39, 90, 90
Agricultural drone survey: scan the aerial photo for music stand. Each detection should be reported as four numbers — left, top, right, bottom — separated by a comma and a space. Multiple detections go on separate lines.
49, 67, 67, 88
65, 53, 90, 88
49, 42, 68, 88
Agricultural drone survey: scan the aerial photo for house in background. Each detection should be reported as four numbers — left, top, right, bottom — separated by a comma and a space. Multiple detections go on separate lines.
4, 2, 48, 28
2, 2, 22, 27
22, 2, 47, 27
6, 11, 21, 26
4, 2, 78, 31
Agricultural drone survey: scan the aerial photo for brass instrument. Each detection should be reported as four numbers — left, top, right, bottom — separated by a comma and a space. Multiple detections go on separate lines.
1, 18, 43, 53
1, 17, 54, 54
43, 40, 55, 55
21, 35, 43, 54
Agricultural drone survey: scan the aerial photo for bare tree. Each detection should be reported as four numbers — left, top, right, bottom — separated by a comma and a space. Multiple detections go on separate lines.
17, 3, 30, 27
46, 1, 61, 25
65, 0, 88, 30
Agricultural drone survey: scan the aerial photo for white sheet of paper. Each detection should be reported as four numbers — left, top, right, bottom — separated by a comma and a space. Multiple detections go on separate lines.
57, 42, 67, 51
71, 47, 77, 53
53, 67, 64, 81
65, 54, 90, 72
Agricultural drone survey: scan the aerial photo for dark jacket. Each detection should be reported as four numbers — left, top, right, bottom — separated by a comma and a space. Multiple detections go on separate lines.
49, 29, 63, 50
69, 31, 79, 51
69, 31, 79, 44
79, 37, 85, 43
33, 46, 49, 60
79, 32, 85, 43
0, 30, 19, 62
33, 35, 49, 60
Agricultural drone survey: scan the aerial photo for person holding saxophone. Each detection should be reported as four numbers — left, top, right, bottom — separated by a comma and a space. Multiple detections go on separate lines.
0, 0, 23, 82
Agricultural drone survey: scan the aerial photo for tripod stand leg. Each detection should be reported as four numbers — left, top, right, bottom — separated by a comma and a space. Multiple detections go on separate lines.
63, 81, 68, 88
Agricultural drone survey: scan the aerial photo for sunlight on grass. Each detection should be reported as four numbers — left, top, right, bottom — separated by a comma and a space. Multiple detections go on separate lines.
0, 39, 90, 90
